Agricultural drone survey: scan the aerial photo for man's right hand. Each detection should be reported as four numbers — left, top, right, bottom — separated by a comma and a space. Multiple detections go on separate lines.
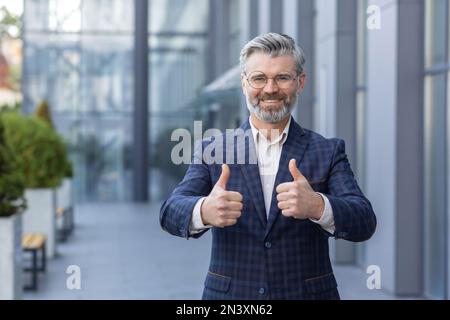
201, 164, 243, 228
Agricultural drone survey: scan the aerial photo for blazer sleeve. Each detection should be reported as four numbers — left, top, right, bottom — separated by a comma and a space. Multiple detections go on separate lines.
325, 139, 377, 242
159, 141, 213, 239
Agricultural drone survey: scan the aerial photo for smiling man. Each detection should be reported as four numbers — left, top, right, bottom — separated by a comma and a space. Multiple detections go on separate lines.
160, 33, 377, 300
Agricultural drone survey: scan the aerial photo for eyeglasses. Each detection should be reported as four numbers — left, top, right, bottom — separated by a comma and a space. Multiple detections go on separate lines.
244, 71, 298, 89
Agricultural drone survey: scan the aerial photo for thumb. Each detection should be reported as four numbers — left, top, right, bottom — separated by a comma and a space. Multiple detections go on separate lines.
216, 164, 230, 189
289, 159, 302, 181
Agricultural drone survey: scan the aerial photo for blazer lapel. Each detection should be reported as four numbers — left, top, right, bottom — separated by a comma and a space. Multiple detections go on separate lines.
236, 120, 267, 229
265, 119, 309, 238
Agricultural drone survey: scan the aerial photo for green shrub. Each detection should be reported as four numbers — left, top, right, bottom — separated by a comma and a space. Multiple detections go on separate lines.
34, 101, 74, 178
0, 101, 21, 113
63, 155, 74, 178
34, 100, 54, 128
1, 112, 67, 189
0, 117, 26, 217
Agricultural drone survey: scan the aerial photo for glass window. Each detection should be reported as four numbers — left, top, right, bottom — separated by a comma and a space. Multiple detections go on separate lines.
425, 0, 448, 68
23, 0, 134, 202
447, 0, 450, 301
148, 0, 209, 201
424, 73, 448, 299
423, 0, 448, 300
355, 0, 368, 268
229, 0, 241, 67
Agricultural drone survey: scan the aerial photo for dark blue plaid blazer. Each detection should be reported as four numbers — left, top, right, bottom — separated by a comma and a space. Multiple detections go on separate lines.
160, 118, 376, 300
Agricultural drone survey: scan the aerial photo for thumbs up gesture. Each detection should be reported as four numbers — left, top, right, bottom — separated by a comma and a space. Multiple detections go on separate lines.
275, 159, 324, 220
201, 164, 244, 228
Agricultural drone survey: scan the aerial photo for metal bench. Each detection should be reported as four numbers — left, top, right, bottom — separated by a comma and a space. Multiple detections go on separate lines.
56, 206, 74, 242
22, 233, 46, 291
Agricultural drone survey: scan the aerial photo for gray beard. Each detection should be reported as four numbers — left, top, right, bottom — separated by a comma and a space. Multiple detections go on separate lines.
245, 96, 296, 124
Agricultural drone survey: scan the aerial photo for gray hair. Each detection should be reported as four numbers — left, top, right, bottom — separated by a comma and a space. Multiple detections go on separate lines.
239, 33, 306, 75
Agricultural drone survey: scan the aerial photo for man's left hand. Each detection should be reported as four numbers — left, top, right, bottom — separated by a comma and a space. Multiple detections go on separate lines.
276, 159, 324, 220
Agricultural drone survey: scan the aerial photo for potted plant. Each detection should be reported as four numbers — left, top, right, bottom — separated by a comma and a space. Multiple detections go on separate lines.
35, 101, 75, 240
34, 100, 54, 128
55, 154, 75, 240
2, 111, 66, 258
0, 115, 26, 299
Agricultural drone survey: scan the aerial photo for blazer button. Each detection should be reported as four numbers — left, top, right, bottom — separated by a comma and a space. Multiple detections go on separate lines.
339, 232, 348, 238
264, 242, 272, 248
258, 287, 266, 295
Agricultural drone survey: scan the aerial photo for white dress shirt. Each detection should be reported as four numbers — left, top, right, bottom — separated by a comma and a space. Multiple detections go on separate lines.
189, 116, 335, 234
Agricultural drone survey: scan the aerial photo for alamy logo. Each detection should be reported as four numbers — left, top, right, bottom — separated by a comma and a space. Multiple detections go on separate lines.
366, 265, 381, 290
367, 5, 381, 30
66, 265, 81, 290
170, 121, 282, 175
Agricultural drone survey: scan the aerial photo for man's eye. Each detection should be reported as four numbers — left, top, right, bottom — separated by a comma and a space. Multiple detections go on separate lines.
277, 75, 292, 81
252, 76, 266, 82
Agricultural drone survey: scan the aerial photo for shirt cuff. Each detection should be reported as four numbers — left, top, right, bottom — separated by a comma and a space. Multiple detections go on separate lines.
189, 197, 212, 234
309, 193, 335, 234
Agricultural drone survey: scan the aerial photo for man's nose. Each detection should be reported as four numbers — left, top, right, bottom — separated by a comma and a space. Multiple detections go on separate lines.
263, 78, 279, 94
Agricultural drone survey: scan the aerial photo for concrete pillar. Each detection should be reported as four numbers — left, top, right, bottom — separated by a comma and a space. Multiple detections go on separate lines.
365, 0, 423, 295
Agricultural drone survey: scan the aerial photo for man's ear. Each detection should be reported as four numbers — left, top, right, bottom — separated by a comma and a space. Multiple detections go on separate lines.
240, 74, 247, 93
297, 73, 306, 94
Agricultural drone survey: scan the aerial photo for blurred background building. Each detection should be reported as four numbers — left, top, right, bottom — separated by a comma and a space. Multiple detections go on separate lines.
1, 0, 449, 299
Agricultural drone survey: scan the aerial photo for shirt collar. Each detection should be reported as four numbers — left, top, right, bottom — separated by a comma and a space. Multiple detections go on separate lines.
249, 115, 291, 146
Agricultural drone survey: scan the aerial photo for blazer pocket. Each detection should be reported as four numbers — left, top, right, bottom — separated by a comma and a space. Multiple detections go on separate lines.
204, 271, 231, 293
304, 272, 337, 294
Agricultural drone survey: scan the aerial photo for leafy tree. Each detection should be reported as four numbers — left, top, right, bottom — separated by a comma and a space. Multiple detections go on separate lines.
0, 115, 26, 217
0, 6, 22, 92
34, 100, 74, 178
0, 6, 21, 39
35, 100, 54, 128
2, 112, 66, 189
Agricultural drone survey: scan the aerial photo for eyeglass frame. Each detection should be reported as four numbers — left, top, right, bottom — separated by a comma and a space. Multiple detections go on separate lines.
242, 70, 303, 90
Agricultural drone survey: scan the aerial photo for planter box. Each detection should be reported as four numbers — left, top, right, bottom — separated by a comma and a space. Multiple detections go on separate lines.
0, 213, 23, 300
56, 178, 74, 239
23, 189, 56, 259
56, 178, 72, 210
